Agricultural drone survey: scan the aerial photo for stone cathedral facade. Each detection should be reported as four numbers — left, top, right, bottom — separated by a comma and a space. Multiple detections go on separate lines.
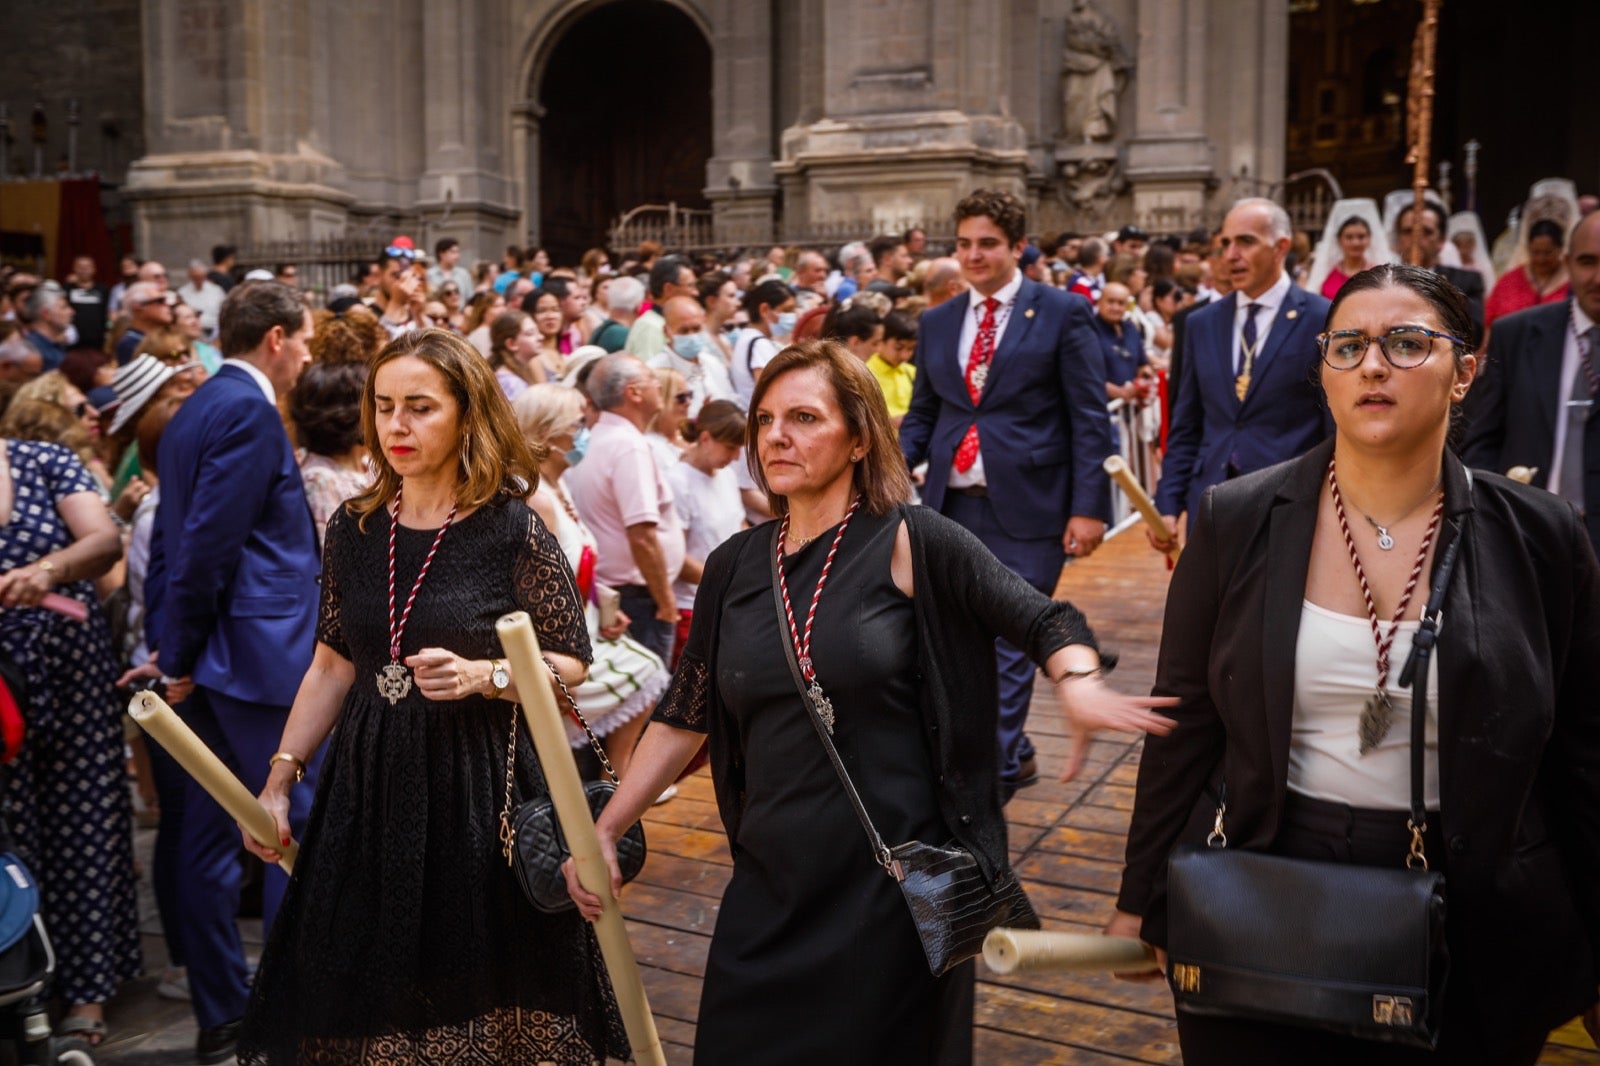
113, 0, 1289, 265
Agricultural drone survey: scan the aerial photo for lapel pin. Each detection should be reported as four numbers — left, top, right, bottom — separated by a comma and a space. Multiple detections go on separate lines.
1024, 308, 1035, 319
1286, 309, 1298, 320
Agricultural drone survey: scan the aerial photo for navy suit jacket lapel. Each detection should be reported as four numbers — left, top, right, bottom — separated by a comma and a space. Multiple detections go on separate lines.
930, 299, 973, 410
1529, 309, 1565, 437
983, 280, 1041, 402
1211, 296, 1239, 410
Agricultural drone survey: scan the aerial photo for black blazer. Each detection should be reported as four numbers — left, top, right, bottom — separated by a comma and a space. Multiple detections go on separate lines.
1119, 438, 1600, 1033
1462, 298, 1600, 554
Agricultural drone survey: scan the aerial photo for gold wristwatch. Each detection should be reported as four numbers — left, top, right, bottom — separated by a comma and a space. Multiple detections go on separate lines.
489, 659, 511, 699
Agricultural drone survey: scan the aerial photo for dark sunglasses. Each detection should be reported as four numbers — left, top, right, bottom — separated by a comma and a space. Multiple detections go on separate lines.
72, 401, 89, 418
384, 245, 417, 261
674, 391, 693, 405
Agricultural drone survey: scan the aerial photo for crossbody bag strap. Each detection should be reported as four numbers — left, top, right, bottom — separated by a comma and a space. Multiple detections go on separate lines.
768, 524, 896, 875
1395, 500, 1469, 870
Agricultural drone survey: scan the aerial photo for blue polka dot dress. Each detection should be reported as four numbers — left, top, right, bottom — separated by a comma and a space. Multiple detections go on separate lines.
0, 439, 141, 1005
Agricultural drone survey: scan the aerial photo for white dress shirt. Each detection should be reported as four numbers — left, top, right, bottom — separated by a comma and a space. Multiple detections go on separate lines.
1231, 271, 1295, 375
1548, 302, 1595, 500
221, 357, 276, 404
948, 271, 1024, 489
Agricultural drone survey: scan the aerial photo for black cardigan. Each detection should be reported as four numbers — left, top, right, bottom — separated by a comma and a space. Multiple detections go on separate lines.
655, 502, 1101, 884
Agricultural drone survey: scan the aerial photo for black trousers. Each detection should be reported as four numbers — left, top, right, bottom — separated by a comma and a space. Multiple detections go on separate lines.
1174, 792, 1549, 1066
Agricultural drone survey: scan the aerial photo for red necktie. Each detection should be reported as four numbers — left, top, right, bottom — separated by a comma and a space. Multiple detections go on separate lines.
953, 298, 1000, 473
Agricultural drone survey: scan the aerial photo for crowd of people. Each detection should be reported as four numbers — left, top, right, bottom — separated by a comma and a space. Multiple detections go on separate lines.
0, 174, 1594, 1064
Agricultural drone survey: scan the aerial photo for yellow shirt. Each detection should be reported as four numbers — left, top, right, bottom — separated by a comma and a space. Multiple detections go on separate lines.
866, 354, 916, 420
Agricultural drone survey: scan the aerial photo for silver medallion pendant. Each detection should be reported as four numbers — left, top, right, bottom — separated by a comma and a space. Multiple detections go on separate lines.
807, 680, 836, 735
1374, 527, 1395, 551
377, 661, 412, 705
1358, 689, 1394, 754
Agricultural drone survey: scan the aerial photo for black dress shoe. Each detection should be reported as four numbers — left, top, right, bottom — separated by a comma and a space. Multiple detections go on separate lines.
196, 1018, 242, 1064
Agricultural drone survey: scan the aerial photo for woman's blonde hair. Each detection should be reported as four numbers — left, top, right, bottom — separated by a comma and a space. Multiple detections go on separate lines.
511, 383, 586, 466
346, 328, 540, 530
649, 368, 687, 444
745, 339, 913, 517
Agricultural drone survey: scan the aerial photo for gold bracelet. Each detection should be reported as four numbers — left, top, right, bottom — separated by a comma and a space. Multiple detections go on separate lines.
269, 751, 306, 782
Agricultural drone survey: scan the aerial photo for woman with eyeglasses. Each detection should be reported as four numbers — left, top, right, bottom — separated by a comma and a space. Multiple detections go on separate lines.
646, 368, 691, 474
430, 282, 465, 332
1110, 264, 1600, 1063
512, 383, 667, 779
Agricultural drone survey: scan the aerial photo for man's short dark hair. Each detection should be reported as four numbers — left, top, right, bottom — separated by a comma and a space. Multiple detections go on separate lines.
1078, 238, 1106, 269
522, 279, 568, 313
902, 226, 925, 243
868, 235, 904, 268
211, 244, 236, 265
1397, 201, 1448, 233
218, 281, 308, 358
648, 255, 691, 300
883, 309, 918, 343
953, 189, 1027, 245
435, 237, 460, 258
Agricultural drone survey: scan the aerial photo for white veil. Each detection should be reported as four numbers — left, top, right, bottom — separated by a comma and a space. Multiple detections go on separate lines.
1305, 198, 1393, 294
1382, 188, 1457, 265
1446, 212, 1496, 290
1507, 178, 1581, 271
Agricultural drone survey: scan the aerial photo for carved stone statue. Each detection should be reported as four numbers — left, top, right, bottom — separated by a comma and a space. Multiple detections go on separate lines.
1060, 154, 1124, 218
1060, 0, 1131, 143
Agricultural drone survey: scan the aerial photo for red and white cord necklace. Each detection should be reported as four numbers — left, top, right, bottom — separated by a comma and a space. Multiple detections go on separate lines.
377, 484, 458, 705
1327, 457, 1443, 753
775, 495, 862, 734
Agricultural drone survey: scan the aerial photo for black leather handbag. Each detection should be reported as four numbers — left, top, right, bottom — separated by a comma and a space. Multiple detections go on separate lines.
1164, 513, 1466, 1049
768, 529, 1038, 976
498, 660, 646, 914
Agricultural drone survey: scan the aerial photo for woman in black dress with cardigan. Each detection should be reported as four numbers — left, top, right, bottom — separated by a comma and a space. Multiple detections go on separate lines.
566, 340, 1175, 1064
236, 330, 627, 1064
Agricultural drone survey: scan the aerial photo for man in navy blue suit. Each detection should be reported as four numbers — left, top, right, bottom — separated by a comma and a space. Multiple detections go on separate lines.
901, 189, 1114, 799
1150, 198, 1332, 551
151, 281, 319, 1063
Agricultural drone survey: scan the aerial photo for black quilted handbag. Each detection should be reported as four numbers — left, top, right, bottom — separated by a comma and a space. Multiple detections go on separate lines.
768, 529, 1038, 975
498, 659, 646, 914
1164, 515, 1466, 1050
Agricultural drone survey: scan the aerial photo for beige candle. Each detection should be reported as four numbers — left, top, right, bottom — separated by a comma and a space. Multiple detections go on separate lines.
1104, 454, 1180, 562
983, 928, 1158, 975
127, 691, 298, 874
496, 612, 667, 1066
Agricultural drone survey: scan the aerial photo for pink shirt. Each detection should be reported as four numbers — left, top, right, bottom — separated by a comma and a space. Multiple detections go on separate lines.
565, 411, 686, 588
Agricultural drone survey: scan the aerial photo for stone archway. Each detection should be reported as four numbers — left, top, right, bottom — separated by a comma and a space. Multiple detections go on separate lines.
526, 0, 713, 263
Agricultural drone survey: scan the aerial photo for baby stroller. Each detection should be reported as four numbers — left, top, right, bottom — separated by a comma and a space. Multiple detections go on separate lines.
0, 649, 97, 1066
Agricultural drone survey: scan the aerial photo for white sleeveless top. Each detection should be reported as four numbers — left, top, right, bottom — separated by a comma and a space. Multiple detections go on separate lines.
1288, 600, 1440, 810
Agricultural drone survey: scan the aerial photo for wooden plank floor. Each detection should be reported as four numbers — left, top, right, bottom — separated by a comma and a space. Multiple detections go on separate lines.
623, 527, 1598, 1064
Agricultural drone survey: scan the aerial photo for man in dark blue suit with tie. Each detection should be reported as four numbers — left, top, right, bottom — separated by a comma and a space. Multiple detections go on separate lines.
901, 189, 1114, 799
1463, 210, 1600, 556
151, 281, 320, 1063
1150, 198, 1332, 551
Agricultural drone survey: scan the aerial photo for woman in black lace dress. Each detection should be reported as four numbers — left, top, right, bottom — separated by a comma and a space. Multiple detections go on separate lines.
566, 341, 1176, 1064
236, 329, 627, 1065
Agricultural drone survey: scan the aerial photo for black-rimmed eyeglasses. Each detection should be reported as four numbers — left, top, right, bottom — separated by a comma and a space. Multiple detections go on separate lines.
1316, 327, 1465, 370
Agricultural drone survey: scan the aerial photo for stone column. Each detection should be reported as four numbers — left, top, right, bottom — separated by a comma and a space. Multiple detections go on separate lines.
125, 0, 352, 270
704, 0, 778, 245
1123, 0, 1216, 232
512, 102, 544, 246
774, 0, 1029, 238
416, 0, 520, 256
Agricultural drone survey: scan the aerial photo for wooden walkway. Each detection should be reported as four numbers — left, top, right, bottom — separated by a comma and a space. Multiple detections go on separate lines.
623, 527, 1600, 1065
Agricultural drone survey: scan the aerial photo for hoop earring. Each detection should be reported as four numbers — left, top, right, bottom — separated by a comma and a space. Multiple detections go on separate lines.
460, 437, 471, 471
